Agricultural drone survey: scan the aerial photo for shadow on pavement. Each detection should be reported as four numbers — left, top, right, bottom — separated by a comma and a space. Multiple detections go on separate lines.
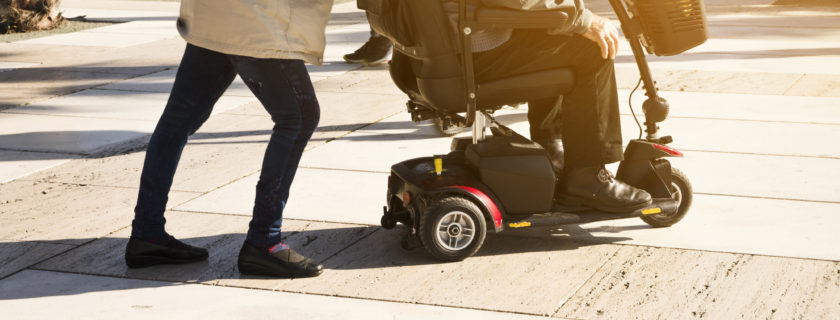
0, 223, 633, 300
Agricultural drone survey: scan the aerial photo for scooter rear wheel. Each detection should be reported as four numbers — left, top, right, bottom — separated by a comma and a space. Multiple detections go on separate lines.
642, 167, 693, 227
419, 195, 487, 261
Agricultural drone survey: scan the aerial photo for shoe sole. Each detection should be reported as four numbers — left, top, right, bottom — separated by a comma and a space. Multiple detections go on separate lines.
343, 56, 389, 65
558, 194, 653, 214
125, 255, 207, 269
343, 48, 392, 66
238, 261, 323, 279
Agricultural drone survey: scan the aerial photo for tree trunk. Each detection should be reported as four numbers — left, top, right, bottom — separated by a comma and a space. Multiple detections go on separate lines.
1, 0, 63, 34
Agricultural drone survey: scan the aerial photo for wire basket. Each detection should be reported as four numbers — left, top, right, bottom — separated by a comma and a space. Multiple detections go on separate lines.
628, 0, 709, 56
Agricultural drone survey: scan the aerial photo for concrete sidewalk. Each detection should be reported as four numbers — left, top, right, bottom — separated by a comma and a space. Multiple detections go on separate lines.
1, 0, 839, 319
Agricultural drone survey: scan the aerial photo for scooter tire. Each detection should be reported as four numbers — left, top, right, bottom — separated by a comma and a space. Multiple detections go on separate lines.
419, 195, 487, 261
642, 167, 693, 227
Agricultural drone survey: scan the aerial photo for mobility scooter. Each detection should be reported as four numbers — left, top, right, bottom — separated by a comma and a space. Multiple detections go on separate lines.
362, 0, 708, 261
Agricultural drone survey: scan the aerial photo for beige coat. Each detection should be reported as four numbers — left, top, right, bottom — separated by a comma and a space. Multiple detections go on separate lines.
177, 0, 334, 65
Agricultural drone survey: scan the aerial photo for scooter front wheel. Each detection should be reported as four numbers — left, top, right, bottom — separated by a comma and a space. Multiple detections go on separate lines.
419, 195, 487, 261
642, 167, 693, 227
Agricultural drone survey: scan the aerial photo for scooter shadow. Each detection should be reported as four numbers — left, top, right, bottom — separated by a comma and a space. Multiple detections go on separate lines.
319, 224, 637, 271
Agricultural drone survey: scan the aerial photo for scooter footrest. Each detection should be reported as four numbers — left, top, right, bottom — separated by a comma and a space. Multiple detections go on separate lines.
506, 212, 580, 229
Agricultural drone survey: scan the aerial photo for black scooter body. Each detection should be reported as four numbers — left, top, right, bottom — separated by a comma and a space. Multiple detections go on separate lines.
382, 130, 682, 239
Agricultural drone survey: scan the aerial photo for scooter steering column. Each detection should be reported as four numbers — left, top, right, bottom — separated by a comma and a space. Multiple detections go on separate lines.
608, 0, 671, 143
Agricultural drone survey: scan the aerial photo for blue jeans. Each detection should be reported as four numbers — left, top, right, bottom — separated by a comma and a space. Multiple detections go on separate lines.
131, 44, 320, 249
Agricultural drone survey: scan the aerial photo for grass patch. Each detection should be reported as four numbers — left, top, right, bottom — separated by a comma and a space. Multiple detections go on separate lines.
0, 20, 117, 43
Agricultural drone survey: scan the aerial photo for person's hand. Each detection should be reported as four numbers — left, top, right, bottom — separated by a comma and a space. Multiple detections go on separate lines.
582, 14, 620, 60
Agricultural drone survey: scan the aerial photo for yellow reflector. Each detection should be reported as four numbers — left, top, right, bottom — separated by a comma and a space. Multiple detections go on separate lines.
642, 208, 662, 215
508, 221, 531, 228
433, 157, 443, 176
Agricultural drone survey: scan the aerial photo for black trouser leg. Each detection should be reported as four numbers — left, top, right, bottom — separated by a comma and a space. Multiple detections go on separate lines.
474, 30, 624, 168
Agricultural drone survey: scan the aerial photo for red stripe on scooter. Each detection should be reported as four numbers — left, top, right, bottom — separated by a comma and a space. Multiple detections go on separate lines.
453, 185, 502, 228
653, 144, 683, 156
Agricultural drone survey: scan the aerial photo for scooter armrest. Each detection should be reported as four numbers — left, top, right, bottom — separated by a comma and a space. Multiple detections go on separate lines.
473, 8, 570, 29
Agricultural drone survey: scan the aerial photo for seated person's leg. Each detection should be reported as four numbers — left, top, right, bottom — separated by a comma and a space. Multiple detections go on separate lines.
528, 97, 564, 174
475, 30, 651, 212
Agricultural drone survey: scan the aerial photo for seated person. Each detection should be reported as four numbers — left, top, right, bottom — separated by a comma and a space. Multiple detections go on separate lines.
443, 0, 652, 212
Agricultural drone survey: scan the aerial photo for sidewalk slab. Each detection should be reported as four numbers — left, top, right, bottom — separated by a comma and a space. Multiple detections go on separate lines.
282, 229, 622, 316
59, 8, 178, 22
306, 61, 365, 80
619, 89, 840, 124
0, 270, 546, 320
84, 20, 179, 36
553, 246, 840, 319
0, 113, 153, 154
556, 193, 840, 261
1, 68, 141, 108
98, 69, 253, 97
9, 112, 273, 189
62, 0, 180, 12
0, 150, 78, 184
617, 53, 840, 76
644, 115, 840, 158
710, 25, 840, 42
707, 13, 840, 29
172, 168, 388, 226
313, 65, 403, 95
785, 73, 840, 97
614, 67, 804, 96
675, 151, 840, 203
623, 37, 840, 57
0, 180, 196, 244
0, 62, 40, 72
14, 31, 176, 48
0, 241, 73, 279
224, 90, 405, 129
0, 92, 257, 155
3, 89, 254, 121
34, 213, 376, 291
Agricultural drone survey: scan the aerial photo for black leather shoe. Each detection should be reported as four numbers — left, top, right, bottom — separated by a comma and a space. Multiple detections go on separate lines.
560, 166, 652, 213
534, 138, 565, 175
238, 242, 323, 278
343, 35, 392, 65
125, 236, 209, 268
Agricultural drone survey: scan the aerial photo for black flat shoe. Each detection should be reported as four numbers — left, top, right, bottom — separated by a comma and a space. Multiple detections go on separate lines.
560, 166, 652, 213
238, 242, 323, 278
125, 236, 209, 268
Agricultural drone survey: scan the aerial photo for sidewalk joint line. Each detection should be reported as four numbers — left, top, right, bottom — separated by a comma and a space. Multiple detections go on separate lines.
579, 241, 840, 264
680, 149, 840, 160
620, 113, 840, 127
0, 110, 154, 122
168, 209, 380, 227
298, 166, 390, 174
277, 288, 550, 317
694, 192, 840, 205
781, 73, 808, 96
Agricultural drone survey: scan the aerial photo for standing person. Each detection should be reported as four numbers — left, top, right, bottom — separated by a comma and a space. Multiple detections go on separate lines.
343, 28, 392, 65
125, 0, 333, 278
